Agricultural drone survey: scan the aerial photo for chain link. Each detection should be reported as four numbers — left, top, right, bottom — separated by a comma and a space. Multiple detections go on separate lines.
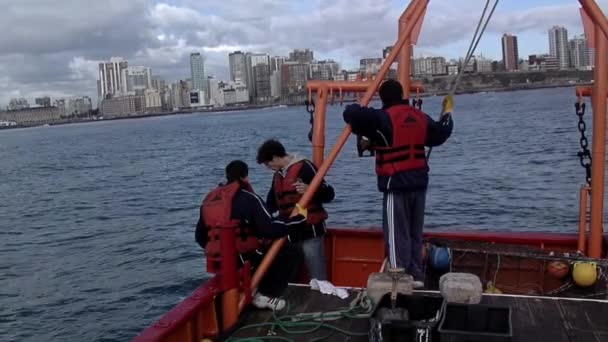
575, 101, 592, 185
305, 99, 315, 142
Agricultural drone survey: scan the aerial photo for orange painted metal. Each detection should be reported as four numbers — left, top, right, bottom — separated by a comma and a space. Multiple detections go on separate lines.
311, 86, 328, 167
580, 8, 595, 48
588, 24, 608, 258
398, 0, 427, 99
576, 86, 608, 97
403, 0, 426, 45
135, 227, 599, 341
240, 0, 430, 315
579, 0, 608, 41
578, 185, 590, 254
221, 288, 239, 331
307, 80, 423, 93
134, 277, 220, 342
399, 36, 412, 99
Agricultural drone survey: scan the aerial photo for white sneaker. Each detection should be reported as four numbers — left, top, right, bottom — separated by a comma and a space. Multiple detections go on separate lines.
252, 293, 286, 311
413, 280, 425, 289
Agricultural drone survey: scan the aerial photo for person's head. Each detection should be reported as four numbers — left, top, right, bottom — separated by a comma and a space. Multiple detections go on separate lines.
379, 79, 403, 107
225, 160, 249, 183
256, 139, 289, 171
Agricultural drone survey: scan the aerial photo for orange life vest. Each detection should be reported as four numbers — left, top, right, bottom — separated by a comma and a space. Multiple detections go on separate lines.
375, 104, 428, 176
201, 181, 261, 271
273, 160, 328, 225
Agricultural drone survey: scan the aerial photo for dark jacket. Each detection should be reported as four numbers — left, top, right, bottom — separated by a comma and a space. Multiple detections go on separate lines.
266, 157, 335, 239
343, 101, 453, 192
195, 188, 308, 251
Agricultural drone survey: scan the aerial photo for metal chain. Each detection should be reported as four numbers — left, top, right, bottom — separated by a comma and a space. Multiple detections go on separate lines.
305, 99, 315, 142
575, 101, 592, 185
412, 98, 423, 110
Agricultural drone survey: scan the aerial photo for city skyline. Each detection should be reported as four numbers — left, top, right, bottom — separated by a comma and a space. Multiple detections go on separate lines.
1, 0, 606, 107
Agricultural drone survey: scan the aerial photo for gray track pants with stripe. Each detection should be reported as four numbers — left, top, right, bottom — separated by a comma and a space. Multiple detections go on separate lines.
382, 189, 426, 280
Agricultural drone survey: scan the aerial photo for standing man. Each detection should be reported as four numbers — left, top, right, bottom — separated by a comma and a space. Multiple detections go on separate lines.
342, 79, 453, 286
256, 139, 335, 281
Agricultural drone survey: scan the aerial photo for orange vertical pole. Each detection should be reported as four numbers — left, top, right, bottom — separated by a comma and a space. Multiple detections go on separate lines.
579, 0, 608, 40
588, 23, 608, 259
398, 0, 416, 99
239, 0, 429, 314
399, 36, 412, 99
578, 185, 590, 254
311, 86, 327, 167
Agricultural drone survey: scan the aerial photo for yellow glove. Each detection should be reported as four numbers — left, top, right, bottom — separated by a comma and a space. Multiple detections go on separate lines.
295, 203, 308, 218
442, 95, 454, 114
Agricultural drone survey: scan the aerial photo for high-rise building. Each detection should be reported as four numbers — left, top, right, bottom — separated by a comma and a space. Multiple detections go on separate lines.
473, 55, 493, 73
270, 56, 286, 72
190, 52, 206, 93
98, 57, 128, 100
8, 98, 30, 110
412, 57, 446, 76
281, 62, 308, 95
170, 80, 191, 110
229, 51, 248, 83
246, 53, 270, 101
288, 49, 314, 63
549, 26, 569, 70
501, 34, 519, 71
35, 96, 51, 107
309, 60, 340, 80
360, 58, 383, 75
253, 64, 271, 102
121, 66, 152, 95
569, 35, 593, 70
151, 76, 166, 92
270, 71, 281, 99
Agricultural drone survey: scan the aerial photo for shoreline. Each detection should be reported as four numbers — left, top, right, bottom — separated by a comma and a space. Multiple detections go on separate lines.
0, 83, 587, 131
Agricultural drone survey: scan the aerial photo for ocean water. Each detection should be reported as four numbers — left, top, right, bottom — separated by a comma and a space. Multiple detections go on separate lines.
0, 87, 600, 341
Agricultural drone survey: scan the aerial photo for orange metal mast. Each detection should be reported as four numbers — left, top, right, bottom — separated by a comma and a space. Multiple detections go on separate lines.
398, 0, 426, 100
578, 0, 608, 258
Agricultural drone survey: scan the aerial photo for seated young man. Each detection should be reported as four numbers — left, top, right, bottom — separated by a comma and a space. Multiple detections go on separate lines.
196, 160, 307, 310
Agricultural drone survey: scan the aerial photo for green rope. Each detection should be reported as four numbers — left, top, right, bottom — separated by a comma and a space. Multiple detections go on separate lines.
226, 292, 373, 342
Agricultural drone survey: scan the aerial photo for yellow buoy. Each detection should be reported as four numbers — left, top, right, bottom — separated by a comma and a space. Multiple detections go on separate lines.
484, 281, 503, 294
572, 262, 598, 287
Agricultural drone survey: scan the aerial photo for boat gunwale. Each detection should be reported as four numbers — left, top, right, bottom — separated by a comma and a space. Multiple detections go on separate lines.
133, 227, 606, 341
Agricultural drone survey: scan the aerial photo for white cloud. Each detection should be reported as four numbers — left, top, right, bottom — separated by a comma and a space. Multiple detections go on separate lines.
1, 0, 607, 108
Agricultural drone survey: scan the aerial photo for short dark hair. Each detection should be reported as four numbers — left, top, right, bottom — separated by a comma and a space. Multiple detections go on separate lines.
256, 139, 287, 164
226, 160, 248, 183
379, 79, 403, 106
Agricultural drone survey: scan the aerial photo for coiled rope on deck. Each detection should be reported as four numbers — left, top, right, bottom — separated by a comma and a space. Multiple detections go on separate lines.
226, 291, 373, 342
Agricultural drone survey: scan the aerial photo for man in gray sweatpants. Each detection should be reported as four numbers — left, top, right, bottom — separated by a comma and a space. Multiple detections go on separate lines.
343, 79, 453, 285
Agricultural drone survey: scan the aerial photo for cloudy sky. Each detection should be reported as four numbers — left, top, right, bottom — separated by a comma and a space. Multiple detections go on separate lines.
1, 0, 607, 108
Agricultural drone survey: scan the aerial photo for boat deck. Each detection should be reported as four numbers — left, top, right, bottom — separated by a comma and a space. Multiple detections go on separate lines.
228, 285, 608, 342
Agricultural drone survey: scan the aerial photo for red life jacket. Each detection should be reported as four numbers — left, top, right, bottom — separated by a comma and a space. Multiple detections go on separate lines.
375, 104, 428, 176
201, 181, 261, 272
273, 160, 328, 225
